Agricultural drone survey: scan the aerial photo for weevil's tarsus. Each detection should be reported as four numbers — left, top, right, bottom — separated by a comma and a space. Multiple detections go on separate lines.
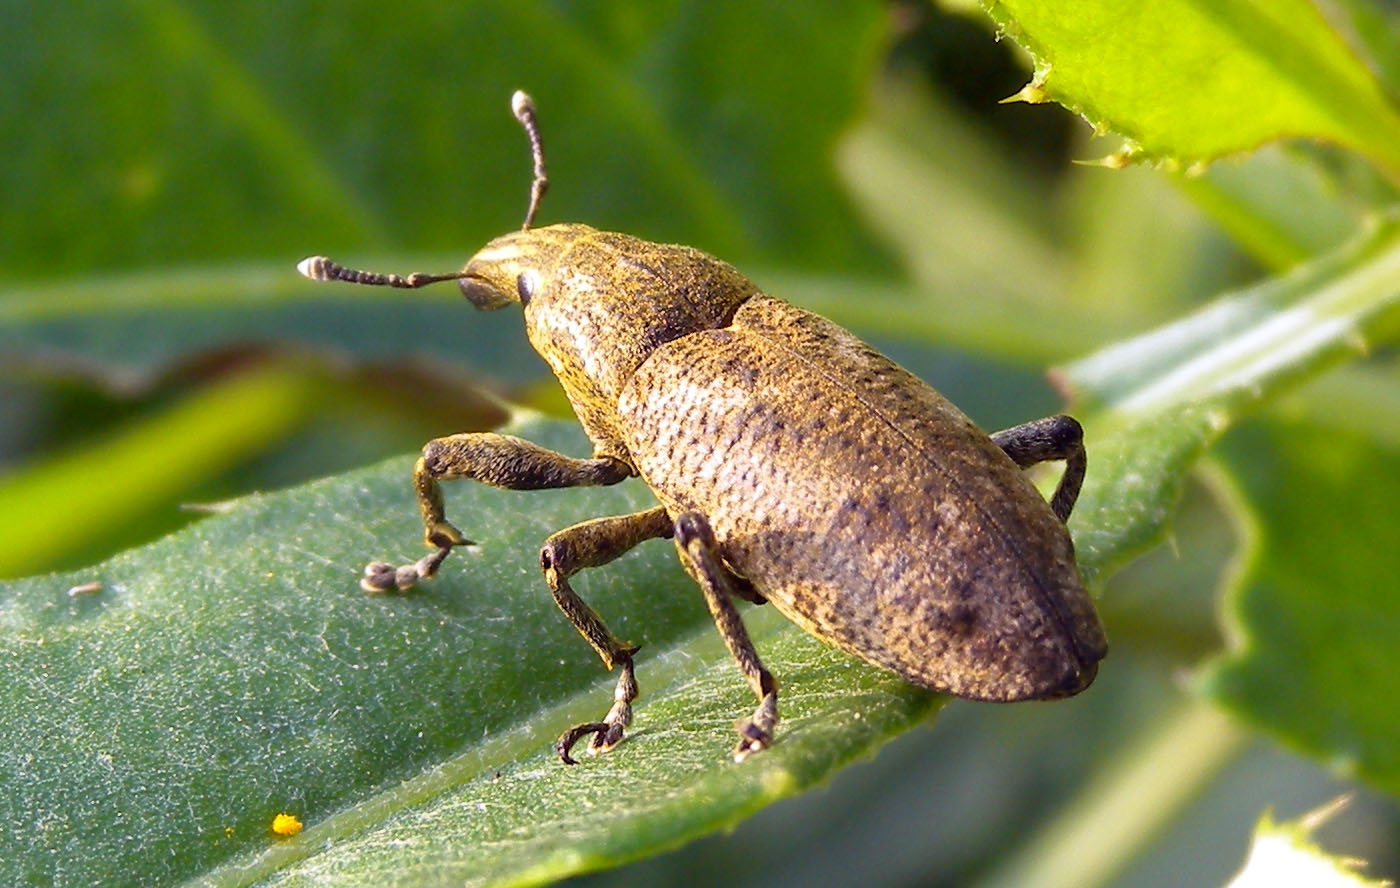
544, 507, 673, 764
511, 90, 549, 231
555, 721, 609, 766
991, 414, 1086, 522
735, 692, 779, 763
359, 546, 457, 594
361, 561, 396, 594
296, 255, 471, 290
673, 511, 779, 762
556, 658, 639, 765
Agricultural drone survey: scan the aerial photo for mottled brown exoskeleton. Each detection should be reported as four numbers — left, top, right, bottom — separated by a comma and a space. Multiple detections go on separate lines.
299, 91, 1107, 764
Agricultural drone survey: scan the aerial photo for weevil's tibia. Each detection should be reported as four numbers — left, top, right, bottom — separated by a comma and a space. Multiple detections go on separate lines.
542, 506, 674, 764
296, 255, 471, 290
360, 433, 635, 594
510, 90, 549, 231
991, 415, 1086, 522
673, 511, 779, 762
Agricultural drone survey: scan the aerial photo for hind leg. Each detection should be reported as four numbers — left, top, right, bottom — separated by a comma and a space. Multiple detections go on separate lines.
991, 415, 1086, 522
672, 511, 778, 762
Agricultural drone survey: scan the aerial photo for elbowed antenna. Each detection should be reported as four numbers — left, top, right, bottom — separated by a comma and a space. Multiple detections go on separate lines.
512, 90, 549, 231
296, 255, 470, 289
298, 91, 549, 287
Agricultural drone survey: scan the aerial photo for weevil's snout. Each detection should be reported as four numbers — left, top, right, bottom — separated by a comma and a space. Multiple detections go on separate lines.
458, 239, 525, 311
457, 228, 562, 310
458, 275, 515, 310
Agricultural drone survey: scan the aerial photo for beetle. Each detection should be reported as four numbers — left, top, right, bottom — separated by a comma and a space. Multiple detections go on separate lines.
298, 91, 1107, 764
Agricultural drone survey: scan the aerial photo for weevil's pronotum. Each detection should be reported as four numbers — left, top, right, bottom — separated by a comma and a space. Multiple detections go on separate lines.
299, 91, 1107, 764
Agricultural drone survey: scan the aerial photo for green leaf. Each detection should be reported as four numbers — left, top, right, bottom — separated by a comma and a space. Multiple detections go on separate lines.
1061, 213, 1400, 583
832, 77, 1249, 365
1175, 146, 1368, 270
1201, 412, 1400, 797
0, 0, 890, 386
1225, 798, 1392, 888
835, 80, 1069, 328
0, 0, 885, 282
0, 362, 322, 577
983, 0, 1400, 178
7, 208, 1400, 883
0, 417, 939, 888
245, 612, 940, 888
1325, 0, 1400, 101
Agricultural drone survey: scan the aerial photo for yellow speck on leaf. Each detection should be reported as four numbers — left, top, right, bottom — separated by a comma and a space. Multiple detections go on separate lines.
271, 813, 303, 837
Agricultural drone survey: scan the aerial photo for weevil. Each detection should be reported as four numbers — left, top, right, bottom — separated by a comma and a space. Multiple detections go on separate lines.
298, 91, 1107, 764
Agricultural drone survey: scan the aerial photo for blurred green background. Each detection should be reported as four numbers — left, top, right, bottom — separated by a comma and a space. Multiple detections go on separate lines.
2, 1, 1398, 885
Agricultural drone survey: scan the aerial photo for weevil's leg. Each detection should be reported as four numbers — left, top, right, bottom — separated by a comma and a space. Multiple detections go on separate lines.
542, 506, 675, 764
991, 414, 1086, 522
672, 511, 778, 762
361, 433, 633, 594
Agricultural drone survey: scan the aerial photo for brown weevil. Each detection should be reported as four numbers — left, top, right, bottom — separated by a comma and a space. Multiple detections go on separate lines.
298, 91, 1107, 764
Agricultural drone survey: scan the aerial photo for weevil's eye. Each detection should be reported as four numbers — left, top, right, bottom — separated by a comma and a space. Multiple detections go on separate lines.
459, 277, 513, 311
516, 271, 539, 305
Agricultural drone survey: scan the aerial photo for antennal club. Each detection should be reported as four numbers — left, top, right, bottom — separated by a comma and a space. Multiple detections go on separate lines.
512, 90, 549, 231
296, 255, 469, 289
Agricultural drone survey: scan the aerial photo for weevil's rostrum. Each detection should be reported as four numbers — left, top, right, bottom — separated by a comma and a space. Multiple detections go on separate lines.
299, 91, 1107, 764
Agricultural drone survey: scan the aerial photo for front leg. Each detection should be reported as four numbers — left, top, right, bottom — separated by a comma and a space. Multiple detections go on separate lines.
991, 414, 1086, 522
361, 432, 633, 593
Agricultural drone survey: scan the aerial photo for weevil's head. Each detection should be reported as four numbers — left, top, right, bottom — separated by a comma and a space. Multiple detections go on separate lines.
453, 224, 576, 311
461, 222, 760, 442
297, 92, 760, 449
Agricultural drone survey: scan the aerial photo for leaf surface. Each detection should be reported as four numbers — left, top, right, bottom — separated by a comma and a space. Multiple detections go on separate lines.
1061, 214, 1400, 582
984, 0, 1400, 176
1202, 414, 1400, 797
7, 212, 1400, 883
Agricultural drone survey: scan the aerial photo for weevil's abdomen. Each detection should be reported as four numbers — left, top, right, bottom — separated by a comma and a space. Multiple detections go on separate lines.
617, 296, 1106, 701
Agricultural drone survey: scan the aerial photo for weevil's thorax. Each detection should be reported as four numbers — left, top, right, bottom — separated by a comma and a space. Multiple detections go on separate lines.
466, 223, 760, 451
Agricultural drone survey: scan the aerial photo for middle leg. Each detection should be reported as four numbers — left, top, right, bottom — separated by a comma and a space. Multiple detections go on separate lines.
544, 505, 674, 764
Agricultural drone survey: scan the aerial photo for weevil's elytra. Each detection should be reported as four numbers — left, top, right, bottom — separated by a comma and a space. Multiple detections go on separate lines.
300, 91, 1106, 763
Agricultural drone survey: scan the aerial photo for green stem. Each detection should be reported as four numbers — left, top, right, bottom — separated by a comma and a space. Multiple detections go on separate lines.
974, 699, 1249, 888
